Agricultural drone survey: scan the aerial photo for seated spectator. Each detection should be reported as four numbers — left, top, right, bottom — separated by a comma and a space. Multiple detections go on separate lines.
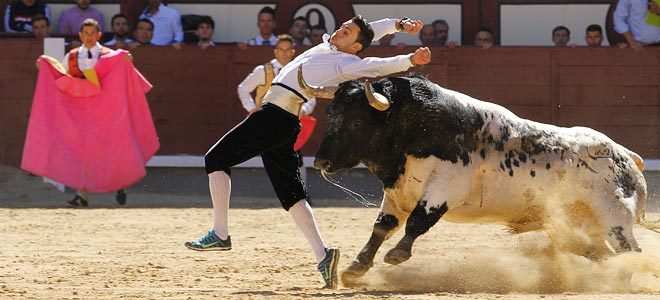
130, 18, 154, 48
585, 24, 603, 47
57, 0, 104, 35
288, 16, 310, 46
308, 24, 326, 45
419, 24, 434, 46
474, 28, 494, 49
4, 0, 52, 33
139, 0, 183, 48
195, 16, 215, 49
379, 33, 395, 46
432, 19, 457, 47
31, 14, 50, 39
614, 0, 660, 49
246, 6, 277, 46
105, 14, 134, 49
552, 25, 571, 47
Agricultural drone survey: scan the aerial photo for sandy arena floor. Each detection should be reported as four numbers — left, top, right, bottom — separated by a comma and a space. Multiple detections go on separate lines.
2, 206, 660, 300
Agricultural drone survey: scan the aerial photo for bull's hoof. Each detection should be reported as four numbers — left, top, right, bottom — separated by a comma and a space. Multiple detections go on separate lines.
384, 248, 411, 265
340, 260, 371, 286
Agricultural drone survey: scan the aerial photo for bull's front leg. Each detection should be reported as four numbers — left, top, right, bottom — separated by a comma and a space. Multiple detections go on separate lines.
342, 191, 413, 282
384, 200, 448, 265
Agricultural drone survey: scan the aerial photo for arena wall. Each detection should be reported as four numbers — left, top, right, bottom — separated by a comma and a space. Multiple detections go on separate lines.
0, 39, 658, 166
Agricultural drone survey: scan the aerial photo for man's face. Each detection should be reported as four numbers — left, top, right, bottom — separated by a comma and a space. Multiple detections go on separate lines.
32, 19, 50, 39
329, 20, 361, 53
135, 21, 153, 44
420, 25, 435, 46
112, 16, 129, 36
553, 29, 570, 47
433, 23, 449, 46
309, 28, 325, 45
585, 31, 602, 47
289, 19, 308, 41
274, 40, 295, 64
474, 31, 494, 48
22, 0, 36, 6
196, 23, 214, 41
78, 25, 102, 48
76, 0, 90, 10
257, 13, 275, 36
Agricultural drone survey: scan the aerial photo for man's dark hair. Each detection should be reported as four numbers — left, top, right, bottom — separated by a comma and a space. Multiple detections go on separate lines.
293, 16, 308, 27
111, 13, 129, 26
477, 27, 494, 36
137, 18, 154, 31
552, 25, 570, 36
586, 24, 602, 34
351, 15, 374, 54
258, 6, 276, 17
79, 18, 101, 32
32, 14, 49, 26
198, 16, 215, 29
432, 19, 448, 27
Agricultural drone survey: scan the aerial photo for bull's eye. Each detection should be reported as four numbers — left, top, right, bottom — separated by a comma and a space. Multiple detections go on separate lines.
351, 120, 362, 130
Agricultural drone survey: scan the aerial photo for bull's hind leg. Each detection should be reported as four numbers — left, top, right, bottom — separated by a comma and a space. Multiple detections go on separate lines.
342, 192, 415, 281
384, 201, 448, 265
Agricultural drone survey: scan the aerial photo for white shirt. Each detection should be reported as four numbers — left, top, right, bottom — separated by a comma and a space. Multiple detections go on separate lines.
614, 0, 660, 44
247, 34, 278, 46
237, 58, 317, 115
273, 18, 413, 98
140, 4, 183, 45
105, 36, 134, 47
62, 42, 104, 72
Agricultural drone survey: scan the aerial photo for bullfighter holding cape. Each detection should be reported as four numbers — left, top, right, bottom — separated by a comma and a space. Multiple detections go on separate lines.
21, 19, 159, 207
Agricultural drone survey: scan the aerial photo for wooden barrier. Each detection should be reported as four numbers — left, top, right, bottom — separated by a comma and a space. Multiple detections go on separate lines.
0, 38, 658, 167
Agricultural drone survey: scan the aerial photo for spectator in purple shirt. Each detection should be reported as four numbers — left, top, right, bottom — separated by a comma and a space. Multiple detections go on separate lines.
57, 0, 104, 35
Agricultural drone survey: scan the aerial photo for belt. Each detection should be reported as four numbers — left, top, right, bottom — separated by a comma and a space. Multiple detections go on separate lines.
262, 83, 307, 117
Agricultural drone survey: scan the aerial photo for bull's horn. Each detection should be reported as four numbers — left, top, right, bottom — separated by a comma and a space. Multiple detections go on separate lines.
297, 65, 337, 99
364, 82, 390, 111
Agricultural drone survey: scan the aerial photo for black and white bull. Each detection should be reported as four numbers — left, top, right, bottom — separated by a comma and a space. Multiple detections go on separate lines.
311, 75, 648, 282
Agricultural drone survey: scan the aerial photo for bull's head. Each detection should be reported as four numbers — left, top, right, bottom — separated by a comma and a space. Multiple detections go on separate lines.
313, 79, 395, 173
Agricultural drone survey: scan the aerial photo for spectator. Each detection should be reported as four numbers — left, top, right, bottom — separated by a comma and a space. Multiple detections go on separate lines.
246, 6, 277, 46
105, 14, 134, 49
432, 19, 457, 47
57, 0, 104, 35
614, 0, 660, 49
474, 28, 494, 49
289, 16, 310, 46
552, 25, 571, 47
31, 14, 50, 39
139, 0, 183, 48
4, 0, 52, 33
309, 24, 326, 45
195, 16, 215, 49
419, 24, 434, 46
130, 18, 154, 48
585, 24, 603, 47
378, 33, 395, 46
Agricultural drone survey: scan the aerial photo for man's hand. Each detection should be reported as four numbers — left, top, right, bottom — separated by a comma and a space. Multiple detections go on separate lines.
172, 43, 182, 50
410, 47, 431, 65
399, 18, 424, 34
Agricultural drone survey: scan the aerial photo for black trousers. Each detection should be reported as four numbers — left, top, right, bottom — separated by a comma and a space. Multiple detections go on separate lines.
204, 103, 306, 210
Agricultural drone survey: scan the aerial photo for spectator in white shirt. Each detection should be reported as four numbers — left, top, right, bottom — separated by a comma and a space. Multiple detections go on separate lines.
246, 6, 277, 46
139, 0, 183, 48
105, 14, 134, 49
237, 34, 315, 115
614, 0, 660, 49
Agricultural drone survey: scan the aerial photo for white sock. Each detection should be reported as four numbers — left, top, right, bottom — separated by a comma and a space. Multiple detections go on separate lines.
289, 200, 327, 263
209, 171, 231, 240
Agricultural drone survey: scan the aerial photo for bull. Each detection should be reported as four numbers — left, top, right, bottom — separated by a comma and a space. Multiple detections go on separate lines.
305, 73, 648, 283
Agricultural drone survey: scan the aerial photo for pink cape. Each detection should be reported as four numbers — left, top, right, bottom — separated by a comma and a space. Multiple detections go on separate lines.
294, 116, 316, 151
21, 50, 160, 193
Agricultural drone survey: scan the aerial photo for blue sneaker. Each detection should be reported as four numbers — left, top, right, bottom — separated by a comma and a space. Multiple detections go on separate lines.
317, 248, 340, 289
184, 230, 232, 251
